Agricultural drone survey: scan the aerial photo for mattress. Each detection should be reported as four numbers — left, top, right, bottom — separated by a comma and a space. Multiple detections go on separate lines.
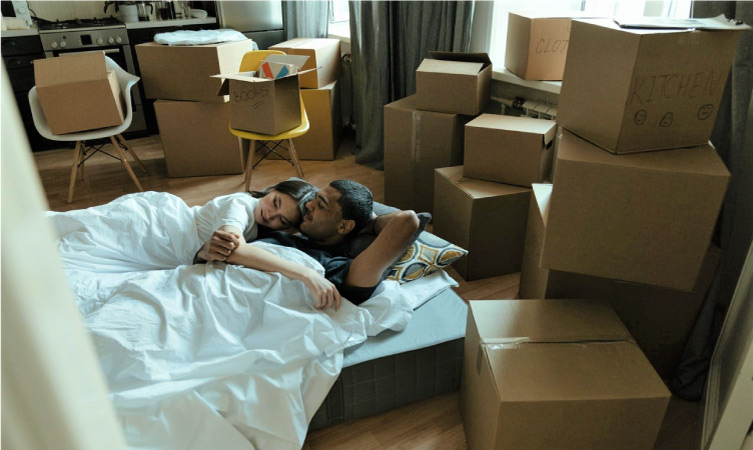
309, 287, 468, 429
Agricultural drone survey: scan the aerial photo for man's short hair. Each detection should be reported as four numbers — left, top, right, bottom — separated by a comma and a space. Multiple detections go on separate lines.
330, 180, 373, 235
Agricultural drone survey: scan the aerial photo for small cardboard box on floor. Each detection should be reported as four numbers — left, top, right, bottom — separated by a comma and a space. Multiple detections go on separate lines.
558, 18, 749, 153
520, 183, 722, 378
215, 54, 310, 135
433, 166, 530, 281
135, 39, 255, 103
463, 114, 557, 187
416, 52, 492, 115
384, 95, 470, 213
33, 52, 124, 135
461, 299, 670, 450
505, 12, 597, 81
269, 38, 341, 89
542, 129, 729, 292
154, 100, 245, 177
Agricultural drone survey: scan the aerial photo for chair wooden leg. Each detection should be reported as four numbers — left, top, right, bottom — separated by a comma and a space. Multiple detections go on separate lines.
287, 139, 304, 178
116, 133, 146, 173
67, 141, 83, 204
241, 138, 256, 192
77, 144, 86, 181
110, 136, 143, 192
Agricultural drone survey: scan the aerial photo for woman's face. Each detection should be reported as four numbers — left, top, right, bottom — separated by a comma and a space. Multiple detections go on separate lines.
254, 189, 301, 230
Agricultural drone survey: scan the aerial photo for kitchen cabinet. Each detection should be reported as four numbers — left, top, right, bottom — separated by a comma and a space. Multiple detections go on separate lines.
2, 34, 62, 151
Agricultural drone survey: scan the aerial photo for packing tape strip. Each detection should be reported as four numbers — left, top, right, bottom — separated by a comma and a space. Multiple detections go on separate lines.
476, 337, 529, 374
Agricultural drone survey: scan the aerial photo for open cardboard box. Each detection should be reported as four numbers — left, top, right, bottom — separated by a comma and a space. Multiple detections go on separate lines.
416, 52, 492, 115
34, 51, 125, 135
461, 299, 670, 450
214, 54, 314, 135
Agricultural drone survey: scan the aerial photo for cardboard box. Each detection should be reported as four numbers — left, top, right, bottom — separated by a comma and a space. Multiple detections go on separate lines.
542, 129, 729, 291
504, 12, 584, 81
135, 39, 255, 103
215, 54, 310, 135
288, 81, 342, 160
34, 52, 124, 135
154, 100, 246, 177
463, 114, 557, 187
270, 38, 341, 88
520, 183, 722, 378
433, 166, 530, 281
461, 299, 670, 450
558, 19, 745, 153
416, 52, 492, 115
384, 95, 470, 213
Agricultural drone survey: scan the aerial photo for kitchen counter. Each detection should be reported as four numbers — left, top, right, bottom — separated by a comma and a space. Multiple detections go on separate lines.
1, 25, 39, 37
124, 17, 217, 29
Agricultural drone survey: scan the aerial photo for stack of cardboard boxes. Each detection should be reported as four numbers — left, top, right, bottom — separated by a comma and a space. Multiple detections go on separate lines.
135, 39, 255, 177
268, 38, 342, 160
459, 16, 748, 450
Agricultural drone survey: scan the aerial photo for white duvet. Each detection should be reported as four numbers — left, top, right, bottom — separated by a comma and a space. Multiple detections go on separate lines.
47, 192, 414, 450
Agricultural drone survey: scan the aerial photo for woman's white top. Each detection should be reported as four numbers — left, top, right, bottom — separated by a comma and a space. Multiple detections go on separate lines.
193, 193, 260, 243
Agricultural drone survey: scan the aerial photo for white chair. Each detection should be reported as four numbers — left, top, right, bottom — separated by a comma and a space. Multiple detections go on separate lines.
28, 56, 146, 203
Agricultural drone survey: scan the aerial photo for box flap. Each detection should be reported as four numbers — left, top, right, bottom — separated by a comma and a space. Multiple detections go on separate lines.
614, 14, 752, 31
531, 183, 552, 224
558, 129, 730, 177
34, 52, 107, 88
469, 299, 632, 343
428, 51, 492, 67
417, 58, 483, 76
468, 114, 557, 136
439, 166, 530, 199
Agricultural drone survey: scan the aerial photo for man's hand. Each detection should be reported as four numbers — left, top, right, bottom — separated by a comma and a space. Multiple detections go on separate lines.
197, 229, 243, 263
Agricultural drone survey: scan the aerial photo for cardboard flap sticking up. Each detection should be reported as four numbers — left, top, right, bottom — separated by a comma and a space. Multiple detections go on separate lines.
428, 51, 492, 68
34, 51, 108, 87
471, 299, 633, 344
262, 53, 310, 70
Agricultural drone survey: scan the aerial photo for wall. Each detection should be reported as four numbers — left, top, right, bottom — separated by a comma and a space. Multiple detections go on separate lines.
27, 1, 109, 21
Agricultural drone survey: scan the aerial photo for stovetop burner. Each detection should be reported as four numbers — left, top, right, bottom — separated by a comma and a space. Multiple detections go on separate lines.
38, 17, 124, 32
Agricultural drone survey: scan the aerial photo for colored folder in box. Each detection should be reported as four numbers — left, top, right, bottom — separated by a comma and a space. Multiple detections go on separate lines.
259, 61, 298, 79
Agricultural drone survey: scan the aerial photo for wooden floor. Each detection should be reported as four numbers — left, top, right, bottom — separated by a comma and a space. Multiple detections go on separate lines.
33, 134, 704, 450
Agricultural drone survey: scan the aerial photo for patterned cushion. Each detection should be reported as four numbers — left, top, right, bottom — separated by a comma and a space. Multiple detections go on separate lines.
386, 231, 467, 284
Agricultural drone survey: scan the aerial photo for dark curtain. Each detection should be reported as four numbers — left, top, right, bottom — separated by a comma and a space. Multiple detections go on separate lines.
348, 1, 475, 169
284, 1, 331, 39
671, 1, 753, 400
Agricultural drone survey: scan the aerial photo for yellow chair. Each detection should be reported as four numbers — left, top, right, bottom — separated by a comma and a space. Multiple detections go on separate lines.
230, 50, 308, 192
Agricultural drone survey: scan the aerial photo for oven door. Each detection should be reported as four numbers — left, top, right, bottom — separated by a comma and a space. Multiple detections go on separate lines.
45, 46, 147, 134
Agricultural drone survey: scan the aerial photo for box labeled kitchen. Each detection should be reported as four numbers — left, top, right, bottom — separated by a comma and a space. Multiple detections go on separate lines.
433, 166, 530, 281
215, 54, 310, 135
270, 38, 340, 88
541, 129, 729, 291
33, 52, 124, 135
384, 95, 469, 213
135, 39, 255, 103
463, 114, 557, 187
519, 183, 722, 378
461, 299, 670, 450
154, 100, 245, 177
558, 18, 748, 153
416, 52, 492, 115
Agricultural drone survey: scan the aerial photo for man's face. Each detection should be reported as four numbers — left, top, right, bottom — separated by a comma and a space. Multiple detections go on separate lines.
299, 185, 345, 242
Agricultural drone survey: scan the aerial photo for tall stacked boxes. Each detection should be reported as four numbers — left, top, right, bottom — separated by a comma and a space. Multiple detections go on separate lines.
384, 52, 492, 215
135, 40, 255, 177
461, 299, 670, 450
270, 38, 342, 160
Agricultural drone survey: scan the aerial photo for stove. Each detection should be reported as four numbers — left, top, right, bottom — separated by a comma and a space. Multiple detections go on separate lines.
38, 16, 146, 134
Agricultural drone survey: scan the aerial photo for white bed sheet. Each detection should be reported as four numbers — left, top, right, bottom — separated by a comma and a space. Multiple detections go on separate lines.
47, 192, 415, 450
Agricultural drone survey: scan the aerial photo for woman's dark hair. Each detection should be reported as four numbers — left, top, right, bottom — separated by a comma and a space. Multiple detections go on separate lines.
249, 178, 317, 221
329, 179, 373, 235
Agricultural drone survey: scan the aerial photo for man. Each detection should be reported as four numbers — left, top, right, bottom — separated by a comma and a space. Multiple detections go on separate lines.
196, 180, 419, 310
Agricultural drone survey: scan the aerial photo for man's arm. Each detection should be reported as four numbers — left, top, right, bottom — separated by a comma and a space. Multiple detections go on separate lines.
345, 210, 420, 288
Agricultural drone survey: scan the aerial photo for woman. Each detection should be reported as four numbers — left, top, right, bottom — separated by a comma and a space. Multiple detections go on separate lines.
48, 179, 318, 274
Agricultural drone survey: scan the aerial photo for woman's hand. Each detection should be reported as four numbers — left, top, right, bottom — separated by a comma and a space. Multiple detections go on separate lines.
199, 229, 243, 262
300, 268, 342, 311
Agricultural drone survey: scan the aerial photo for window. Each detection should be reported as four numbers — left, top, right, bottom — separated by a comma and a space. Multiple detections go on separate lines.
485, 0, 693, 72
328, 0, 350, 40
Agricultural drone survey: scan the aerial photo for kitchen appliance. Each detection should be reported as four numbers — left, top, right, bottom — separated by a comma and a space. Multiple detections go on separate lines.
216, 0, 284, 50
0, 1, 33, 27
38, 18, 147, 134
